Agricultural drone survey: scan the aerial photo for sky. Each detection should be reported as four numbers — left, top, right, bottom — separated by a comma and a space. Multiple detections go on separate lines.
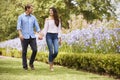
115, 3, 120, 20
111, 0, 120, 20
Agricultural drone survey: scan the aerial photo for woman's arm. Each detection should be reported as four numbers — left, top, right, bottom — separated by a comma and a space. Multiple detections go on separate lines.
41, 18, 49, 36
58, 21, 62, 45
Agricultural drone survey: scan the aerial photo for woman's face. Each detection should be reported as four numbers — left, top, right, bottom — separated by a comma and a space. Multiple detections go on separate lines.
49, 9, 54, 16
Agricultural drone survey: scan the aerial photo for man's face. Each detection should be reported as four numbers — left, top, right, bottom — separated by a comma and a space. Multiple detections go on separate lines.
28, 6, 33, 14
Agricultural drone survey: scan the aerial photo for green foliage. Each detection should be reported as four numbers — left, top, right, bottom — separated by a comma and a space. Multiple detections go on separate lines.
59, 35, 120, 54
56, 53, 120, 78
59, 42, 73, 53
0, 0, 117, 41
0, 56, 114, 80
1, 48, 120, 78
0, 0, 23, 41
0, 48, 21, 58
75, 0, 116, 21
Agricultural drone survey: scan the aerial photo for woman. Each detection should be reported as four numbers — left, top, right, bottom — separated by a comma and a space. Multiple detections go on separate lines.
41, 7, 62, 71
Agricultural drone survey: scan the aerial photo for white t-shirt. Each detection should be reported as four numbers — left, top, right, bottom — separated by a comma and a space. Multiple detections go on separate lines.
42, 18, 61, 38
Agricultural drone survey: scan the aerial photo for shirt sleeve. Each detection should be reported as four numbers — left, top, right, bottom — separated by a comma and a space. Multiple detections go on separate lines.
17, 16, 22, 30
41, 18, 49, 36
58, 21, 62, 38
34, 17, 40, 32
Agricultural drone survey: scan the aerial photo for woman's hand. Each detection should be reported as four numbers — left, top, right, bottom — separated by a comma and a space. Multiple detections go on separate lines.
59, 38, 62, 45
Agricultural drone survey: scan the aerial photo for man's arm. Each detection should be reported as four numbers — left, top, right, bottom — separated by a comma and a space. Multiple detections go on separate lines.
17, 16, 24, 40
34, 17, 43, 40
18, 30, 24, 40
34, 17, 40, 33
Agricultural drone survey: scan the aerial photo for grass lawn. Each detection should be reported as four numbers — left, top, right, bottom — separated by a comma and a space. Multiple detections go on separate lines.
0, 56, 115, 80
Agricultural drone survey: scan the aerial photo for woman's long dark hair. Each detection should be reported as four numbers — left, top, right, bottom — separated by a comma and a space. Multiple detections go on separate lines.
50, 7, 59, 27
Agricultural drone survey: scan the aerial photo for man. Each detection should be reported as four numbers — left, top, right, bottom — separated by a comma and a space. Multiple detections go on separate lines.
17, 4, 42, 70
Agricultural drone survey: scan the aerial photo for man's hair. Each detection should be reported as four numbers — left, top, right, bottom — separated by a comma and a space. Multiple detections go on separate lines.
25, 4, 32, 11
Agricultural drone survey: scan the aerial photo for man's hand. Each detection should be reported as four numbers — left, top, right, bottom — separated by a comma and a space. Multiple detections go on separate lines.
19, 34, 24, 41
18, 30, 24, 41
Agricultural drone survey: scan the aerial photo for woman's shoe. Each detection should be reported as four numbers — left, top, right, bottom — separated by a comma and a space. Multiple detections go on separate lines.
49, 62, 54, 71
50, 68, 54, 71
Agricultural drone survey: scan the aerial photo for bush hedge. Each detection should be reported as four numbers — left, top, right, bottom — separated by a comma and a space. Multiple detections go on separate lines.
0, 48, 120, 78
55, 53, 120, 78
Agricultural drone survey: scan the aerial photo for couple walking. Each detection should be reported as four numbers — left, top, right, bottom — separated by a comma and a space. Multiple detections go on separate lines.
17, 4, 62, 71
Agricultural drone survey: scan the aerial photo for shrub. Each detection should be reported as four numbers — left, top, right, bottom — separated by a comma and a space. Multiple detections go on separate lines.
0, 48, 120, 78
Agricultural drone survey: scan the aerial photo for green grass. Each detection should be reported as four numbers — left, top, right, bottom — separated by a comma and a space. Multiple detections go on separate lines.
0, 56, 115, 80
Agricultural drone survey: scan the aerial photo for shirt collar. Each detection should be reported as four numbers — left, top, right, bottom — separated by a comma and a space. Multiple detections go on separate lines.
24, 12, 32, 16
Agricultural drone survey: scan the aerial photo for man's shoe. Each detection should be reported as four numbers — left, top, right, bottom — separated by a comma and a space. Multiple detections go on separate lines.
29, 64, 35, 70
23, 67, 28, 70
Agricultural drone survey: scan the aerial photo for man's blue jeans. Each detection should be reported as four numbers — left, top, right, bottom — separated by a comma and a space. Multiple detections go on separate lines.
46, 33, 59, 63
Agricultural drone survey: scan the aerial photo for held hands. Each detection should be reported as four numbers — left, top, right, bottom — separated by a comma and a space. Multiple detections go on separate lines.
19, 32, 44, 40
38, 32, 44, 40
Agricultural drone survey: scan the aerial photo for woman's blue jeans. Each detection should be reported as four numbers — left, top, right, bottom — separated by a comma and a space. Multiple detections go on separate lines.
46, 33, 59, 63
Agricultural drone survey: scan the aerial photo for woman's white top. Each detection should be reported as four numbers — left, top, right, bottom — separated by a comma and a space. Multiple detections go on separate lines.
42, 18, 61, 38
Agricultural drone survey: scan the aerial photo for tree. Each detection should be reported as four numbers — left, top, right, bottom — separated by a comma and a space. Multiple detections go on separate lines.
34, 0, 116, 27
0, 0, 117, 41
